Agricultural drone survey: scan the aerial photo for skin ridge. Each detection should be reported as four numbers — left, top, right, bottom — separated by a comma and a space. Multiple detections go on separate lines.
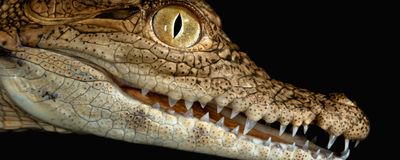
0, 0, 369, 159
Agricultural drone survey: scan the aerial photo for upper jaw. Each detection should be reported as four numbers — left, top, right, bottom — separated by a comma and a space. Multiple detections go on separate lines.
115, 68, 368, 149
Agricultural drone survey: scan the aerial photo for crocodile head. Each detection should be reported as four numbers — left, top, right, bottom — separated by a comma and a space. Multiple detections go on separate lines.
0, 0, 369, 159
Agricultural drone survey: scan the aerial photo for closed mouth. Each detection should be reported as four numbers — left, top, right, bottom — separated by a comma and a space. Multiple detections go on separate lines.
116, 80, 353, 159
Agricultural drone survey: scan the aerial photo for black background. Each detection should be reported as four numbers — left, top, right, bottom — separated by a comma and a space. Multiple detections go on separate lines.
0, 1, 392, 159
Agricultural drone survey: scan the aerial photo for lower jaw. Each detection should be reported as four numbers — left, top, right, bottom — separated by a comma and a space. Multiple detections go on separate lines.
120, 86, 329, 154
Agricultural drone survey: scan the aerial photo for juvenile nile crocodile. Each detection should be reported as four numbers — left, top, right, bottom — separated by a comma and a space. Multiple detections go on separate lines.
0, 0, 369, 159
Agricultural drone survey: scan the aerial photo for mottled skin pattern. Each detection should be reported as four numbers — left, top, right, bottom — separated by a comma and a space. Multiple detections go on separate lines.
0, 0, 369, 159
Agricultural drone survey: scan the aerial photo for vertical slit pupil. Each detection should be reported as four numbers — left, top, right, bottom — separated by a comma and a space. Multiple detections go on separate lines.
173, 14, 183, 38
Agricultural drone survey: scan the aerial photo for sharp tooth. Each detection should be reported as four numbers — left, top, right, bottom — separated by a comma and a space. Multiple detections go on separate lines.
303, 125, 309, 134
292, 126, 298, 137
354, 140, 360, 148
167, 109, 175, 114
200, 102, 206, 108
344, 139, 349, 151
216, 117, 224, 127
230, 110, 240, 119
184, 100, 193, 110
141, 88, 149, 96
303, 140, 309, 150
264, 137, 272, 146
327, 135, 337, 149
184, 108, 193, 117
168, 97, 178, 107
152, 103, 160, 110
200, 112, 209, 122
279, 124, 287, 136
231, 125, 240, 135
327, 152, 333, 159
313, 149, 321, 159
243, 119, 257, 135
316, 149, 320, 155
217, 105, 224, 113
290, 142, 296, 150
341, 149, 350, 160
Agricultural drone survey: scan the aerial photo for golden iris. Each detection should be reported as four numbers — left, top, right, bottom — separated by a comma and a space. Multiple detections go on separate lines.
153, 5, 201, 48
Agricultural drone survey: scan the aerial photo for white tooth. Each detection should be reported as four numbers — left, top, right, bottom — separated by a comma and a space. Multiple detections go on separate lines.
230, 110, 240, 119
303, 140, 309, 150
327, 152, 333, 159
152, 103, 160, 110
313, 149, 321, 159
184, 108, 193, 117
292, 126, 298, 137
354, 140, 360, 148
291, 142, 296, 150
264, 137, 272, 146
167, 109, 175, 114
327, 135, 337, 149
341, 149, 350, 160
231, 125, 240, 135
279, 125, 287, 136
243, 119, 257, 135
344, 139, 350, 151
216, 117, 224, 127
168, 97, 178, 107
200, 112, 209, 122
200, 102, 207, 108
316, 149, 320, 155
141, 88, 149, 96
217, 105, 224, 113
184, 100, 193, 110
303, 125, 308, 134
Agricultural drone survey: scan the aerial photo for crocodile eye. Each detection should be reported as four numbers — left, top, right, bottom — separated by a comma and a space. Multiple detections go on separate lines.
152, 5, 201, 48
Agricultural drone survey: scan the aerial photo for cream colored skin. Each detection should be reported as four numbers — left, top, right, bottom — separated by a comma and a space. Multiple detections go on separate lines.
0, 0, 369, 159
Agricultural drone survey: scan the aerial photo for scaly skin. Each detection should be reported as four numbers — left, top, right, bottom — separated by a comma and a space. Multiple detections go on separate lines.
0, 0, 369, 159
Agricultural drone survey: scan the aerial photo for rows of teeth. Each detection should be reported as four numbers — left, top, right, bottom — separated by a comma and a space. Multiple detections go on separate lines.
141, 89, 359, 159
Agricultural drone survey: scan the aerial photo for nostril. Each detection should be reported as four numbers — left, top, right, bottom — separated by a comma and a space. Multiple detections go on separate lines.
329, 93, 356, 106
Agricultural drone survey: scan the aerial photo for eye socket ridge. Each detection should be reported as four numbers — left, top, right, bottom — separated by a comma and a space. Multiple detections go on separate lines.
95, 7, 139, 20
